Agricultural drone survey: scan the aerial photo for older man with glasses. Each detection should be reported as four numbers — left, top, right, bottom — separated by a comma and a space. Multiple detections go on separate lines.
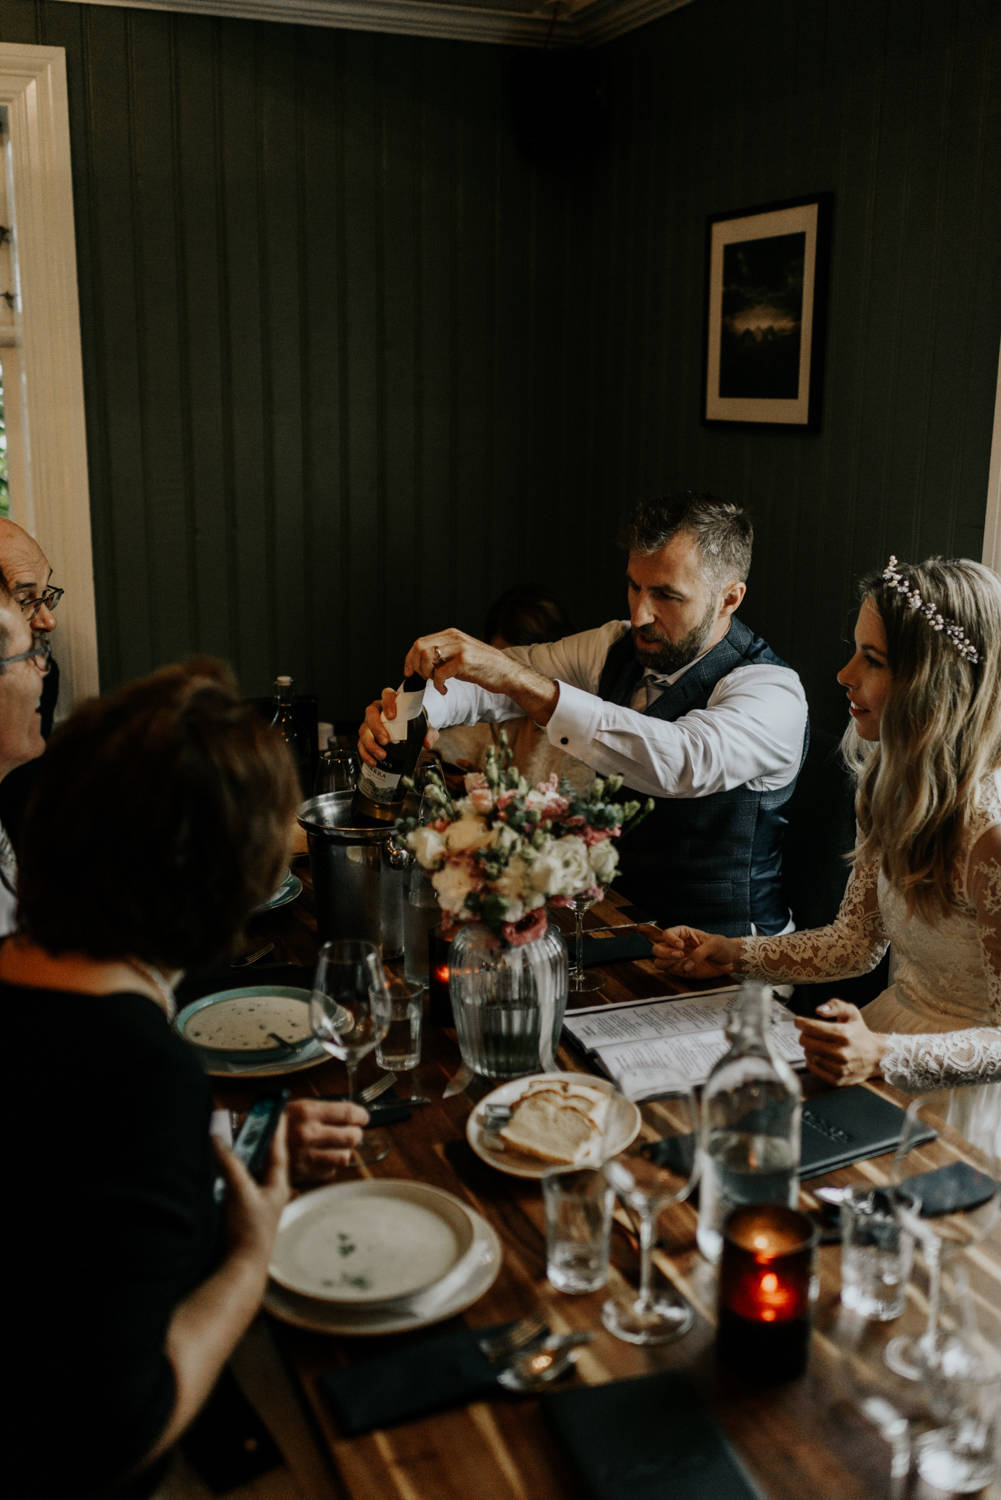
0, 588, 52, 932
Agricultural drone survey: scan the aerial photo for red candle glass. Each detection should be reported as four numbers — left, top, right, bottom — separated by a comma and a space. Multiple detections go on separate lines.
428, 923, 454, 1026
717, 1205, 818, 1382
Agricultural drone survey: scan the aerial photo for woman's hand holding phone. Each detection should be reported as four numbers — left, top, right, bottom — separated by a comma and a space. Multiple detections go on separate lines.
213, 1115, 291, 1267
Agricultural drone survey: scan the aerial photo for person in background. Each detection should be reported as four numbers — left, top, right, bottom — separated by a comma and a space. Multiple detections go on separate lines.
7, 661, 351, 1498
0, 517, 62, 902
653, 556, 1001, 1148
435, 583, 593, 791
0, 581, 51, 933
361, 493, 808, 935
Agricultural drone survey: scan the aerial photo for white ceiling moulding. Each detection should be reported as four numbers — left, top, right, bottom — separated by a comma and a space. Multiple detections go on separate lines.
0, 43, 99, 712
54, 0, 696, 48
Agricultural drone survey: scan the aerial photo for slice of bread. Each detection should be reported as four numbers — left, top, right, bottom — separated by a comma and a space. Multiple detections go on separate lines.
497, 1080, 611, 1165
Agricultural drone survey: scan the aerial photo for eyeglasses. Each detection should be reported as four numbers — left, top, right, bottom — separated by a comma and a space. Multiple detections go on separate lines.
18, 584, 63, 622
0, 635, 52, 676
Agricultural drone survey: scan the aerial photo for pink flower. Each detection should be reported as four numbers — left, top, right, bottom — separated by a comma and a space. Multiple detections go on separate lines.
580, 826, 618, 846
501, 906, 549, 948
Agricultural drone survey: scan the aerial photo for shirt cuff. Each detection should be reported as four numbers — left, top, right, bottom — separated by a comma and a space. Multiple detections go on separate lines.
545, 680, 603, 759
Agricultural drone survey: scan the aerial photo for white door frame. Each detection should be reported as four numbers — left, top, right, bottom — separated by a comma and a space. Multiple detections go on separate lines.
0, 43, 98, 712
984, 338, 1001, 576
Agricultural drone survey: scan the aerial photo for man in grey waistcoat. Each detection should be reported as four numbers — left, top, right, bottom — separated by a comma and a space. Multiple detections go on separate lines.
359, 493, 808, 937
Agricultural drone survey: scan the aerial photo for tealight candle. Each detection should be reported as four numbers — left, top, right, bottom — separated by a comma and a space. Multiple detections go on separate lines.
716, 1205, 818, 1382
428, 924, 454, 1025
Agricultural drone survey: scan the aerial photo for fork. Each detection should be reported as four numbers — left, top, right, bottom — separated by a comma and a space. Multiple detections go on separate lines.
359, 1073, 397, 1107
478, 1312, 548, 1367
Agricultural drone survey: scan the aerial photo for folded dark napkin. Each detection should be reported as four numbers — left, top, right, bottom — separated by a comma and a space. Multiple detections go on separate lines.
318, 1325, 500, 1435
319, 1085, 413, 1127
545, 1371, 766, 1500
581, 934, 653, 967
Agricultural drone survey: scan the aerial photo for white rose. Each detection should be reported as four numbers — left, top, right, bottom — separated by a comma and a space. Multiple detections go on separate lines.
409, 825, 447, 867
445, 816, 495, 853
494, 823, 522, 856
588, 838, 618, 885
529, 834, 592, 897
493, 855, 530, 912
431, 863, 478, 914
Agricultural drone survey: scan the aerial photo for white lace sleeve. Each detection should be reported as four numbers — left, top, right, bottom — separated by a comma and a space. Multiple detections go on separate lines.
966, 823, 1001, 1026
740, 854, 888, 983
881, 1029, 1001, 1091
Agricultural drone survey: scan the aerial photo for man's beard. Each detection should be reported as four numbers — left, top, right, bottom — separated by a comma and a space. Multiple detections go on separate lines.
632, 599, 718, 675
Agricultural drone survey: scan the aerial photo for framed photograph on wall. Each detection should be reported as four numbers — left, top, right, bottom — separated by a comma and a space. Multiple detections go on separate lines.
703, 193, 832, 430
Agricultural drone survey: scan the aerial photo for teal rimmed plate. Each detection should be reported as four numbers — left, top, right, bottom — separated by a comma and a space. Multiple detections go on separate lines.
175, 985, 328, 1077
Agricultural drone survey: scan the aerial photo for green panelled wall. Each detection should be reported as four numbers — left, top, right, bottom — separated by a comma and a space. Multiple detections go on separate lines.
587, 0, 1001, 732
1, 0, 999, 732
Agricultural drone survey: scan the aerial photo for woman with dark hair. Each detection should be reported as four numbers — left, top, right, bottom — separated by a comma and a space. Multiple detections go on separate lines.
653, 556, 1001, 1147
9, 661, 306, 1498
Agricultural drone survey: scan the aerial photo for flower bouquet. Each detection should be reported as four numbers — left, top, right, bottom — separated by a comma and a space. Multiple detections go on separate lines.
400, 737, 653, 947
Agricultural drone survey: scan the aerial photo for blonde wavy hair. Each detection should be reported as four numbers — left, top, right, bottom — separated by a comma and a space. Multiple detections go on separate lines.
844, 556, 1001, 921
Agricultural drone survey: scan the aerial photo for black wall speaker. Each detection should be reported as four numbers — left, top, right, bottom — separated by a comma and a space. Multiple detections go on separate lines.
507, 46, 610, 171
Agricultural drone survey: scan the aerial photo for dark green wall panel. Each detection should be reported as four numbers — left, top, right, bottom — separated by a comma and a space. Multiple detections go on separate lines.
0, 0, 998, 735
586, 0, 1000, 731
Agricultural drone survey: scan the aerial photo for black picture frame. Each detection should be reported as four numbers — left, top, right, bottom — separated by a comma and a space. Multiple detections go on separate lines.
702, 192, 833, 431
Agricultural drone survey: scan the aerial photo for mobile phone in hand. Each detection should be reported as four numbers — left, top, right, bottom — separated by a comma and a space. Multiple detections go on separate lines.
232, 1089, 290, 1181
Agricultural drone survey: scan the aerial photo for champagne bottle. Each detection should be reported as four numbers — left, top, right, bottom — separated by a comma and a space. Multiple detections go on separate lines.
696, 979, 802, 1264
352, 674, 428, 825
270, 675, 311, 797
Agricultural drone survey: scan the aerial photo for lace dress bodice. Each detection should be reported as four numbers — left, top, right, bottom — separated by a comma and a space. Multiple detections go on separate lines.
741, 771, 1001, 1096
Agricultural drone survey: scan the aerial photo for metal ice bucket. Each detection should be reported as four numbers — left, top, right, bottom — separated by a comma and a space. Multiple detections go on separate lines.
297, 792, 410, 957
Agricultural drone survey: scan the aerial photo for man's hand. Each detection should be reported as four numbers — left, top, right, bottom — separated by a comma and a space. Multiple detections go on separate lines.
285, 1098, 369, 1183
358, 687, 440, 769
794, 1000, 890, 1087
652, 926, 742, 979
358, 628, 560, 766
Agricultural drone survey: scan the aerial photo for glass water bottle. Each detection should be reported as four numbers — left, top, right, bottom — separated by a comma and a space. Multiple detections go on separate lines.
697, 979, 802, 1264
270, 675, 311, 797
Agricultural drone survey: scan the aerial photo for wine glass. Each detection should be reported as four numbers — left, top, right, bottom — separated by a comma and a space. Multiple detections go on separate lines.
567, 887, 607, 995
601, 1087, 699, 1344
310, 939, 393, 1164
884, 1096, 1000, 1381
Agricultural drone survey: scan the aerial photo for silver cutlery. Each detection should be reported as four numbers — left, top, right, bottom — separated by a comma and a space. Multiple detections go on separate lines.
267, 1031, 306, 1050
232, 942, 275, 967
443, 1063, 475, 1098
576, 921, 657, 937
482, 1103, 512, 1151
478, 1312, 548, 1366
496, 1332, 596, 1391
359, 1072, 398, 1107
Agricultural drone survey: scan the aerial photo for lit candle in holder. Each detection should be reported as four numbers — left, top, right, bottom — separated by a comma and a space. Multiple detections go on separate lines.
428, 923, 454, 1026
717, 1205, 818, 1382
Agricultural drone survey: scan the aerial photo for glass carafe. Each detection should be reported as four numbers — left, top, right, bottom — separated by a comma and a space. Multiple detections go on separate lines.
697, 979, 802, 1264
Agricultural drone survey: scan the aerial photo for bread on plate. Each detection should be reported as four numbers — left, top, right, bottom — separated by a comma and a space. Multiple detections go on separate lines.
498, 1079, 611, 1166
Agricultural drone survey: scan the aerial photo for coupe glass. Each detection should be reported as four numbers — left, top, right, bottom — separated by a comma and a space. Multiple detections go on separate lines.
601, 1088, 699, 1344
884, 1096, 1000, 1381
310, 938, 393, 1164
567, 888, 607, 995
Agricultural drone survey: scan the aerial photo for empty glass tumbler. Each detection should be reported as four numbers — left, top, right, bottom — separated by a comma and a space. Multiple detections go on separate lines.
840, 1188, 915, 1322
543, 1167, 614, 1294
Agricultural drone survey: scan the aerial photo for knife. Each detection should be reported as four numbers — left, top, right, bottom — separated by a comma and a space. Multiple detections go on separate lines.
443, 1064, 475, 1098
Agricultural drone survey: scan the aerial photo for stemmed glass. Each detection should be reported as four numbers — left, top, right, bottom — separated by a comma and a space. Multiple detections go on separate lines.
601, 1088, 700, 1344
567, 887, 607, 995
885, 1096, 1000, 1382
310, 938, 393, 1164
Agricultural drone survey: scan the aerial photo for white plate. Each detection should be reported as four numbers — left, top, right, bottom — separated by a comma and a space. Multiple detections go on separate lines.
269, 1179, 476, 1305
264, 1198, 501, 1336
466, 1072, 642, 1179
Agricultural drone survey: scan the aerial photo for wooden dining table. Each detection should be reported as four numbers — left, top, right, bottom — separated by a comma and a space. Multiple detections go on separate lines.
214, 853, 1001, 1500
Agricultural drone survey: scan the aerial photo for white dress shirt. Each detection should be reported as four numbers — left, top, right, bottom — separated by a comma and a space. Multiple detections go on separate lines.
423, 620, 808, 802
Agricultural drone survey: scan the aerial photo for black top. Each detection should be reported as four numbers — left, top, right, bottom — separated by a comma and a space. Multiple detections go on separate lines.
9, 981, 221, 1499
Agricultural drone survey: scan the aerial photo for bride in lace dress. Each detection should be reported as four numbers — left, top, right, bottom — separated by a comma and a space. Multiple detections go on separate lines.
653, 555, 1001, 1148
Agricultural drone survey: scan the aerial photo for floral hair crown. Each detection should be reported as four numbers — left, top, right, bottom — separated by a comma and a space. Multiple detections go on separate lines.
881, 556, 980, 664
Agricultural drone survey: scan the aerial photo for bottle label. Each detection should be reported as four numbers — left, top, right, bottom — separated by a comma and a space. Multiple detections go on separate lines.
358, 762, 403, 803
